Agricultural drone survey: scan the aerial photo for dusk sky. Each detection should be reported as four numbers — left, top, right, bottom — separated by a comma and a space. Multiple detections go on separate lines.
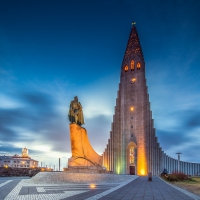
0, 0, 200, 169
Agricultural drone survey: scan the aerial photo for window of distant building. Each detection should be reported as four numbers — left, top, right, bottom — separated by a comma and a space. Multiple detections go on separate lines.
125, 65, 128, 72
131, 60, 134, 70
137, 62, 141, 69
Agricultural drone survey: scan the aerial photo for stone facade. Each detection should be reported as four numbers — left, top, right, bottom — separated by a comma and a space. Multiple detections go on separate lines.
102, 25, 200, 176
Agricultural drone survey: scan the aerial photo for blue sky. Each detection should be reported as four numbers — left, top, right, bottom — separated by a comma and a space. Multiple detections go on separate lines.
0, 0, 200, 169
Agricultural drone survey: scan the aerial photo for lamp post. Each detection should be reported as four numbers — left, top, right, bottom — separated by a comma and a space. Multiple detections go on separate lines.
176, 153, 182, 173
59, 158, 60, 171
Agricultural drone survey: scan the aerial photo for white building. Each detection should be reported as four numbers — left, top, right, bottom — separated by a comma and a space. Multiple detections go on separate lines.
0, 148, 38, 168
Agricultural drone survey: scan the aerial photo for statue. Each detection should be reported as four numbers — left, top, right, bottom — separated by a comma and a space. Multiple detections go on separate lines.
68, 96, 84, 125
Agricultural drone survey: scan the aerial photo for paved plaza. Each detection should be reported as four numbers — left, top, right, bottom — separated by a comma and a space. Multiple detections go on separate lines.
0, 175, 200, 200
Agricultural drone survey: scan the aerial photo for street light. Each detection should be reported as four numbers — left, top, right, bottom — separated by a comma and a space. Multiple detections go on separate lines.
176, 153, 182, 173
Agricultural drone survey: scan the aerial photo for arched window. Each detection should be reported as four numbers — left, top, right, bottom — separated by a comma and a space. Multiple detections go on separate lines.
131, 60, 134, 70
137, 62, 141, 69
130, 147, 135, 164
124, 65, 128, 72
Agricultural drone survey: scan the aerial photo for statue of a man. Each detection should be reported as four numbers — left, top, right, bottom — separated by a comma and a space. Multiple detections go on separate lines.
68, 96, 84, 125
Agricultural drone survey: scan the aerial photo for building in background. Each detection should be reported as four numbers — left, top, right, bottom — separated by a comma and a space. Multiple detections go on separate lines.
0, 148, 38, 168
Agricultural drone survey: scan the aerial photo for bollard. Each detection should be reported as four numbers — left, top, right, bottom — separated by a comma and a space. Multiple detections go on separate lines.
148, 172, 152, 181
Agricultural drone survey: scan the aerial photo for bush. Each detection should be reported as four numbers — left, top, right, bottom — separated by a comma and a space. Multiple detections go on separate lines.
164, 172, 188, 182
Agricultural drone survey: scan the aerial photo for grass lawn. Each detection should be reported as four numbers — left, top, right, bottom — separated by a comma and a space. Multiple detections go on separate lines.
172, 177, 200, 196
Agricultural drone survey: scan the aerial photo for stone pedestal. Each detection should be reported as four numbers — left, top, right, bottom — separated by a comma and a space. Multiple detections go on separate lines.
68, 123, 103, 169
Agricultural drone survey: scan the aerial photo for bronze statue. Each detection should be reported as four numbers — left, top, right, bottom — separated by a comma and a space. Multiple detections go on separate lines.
68, 96, 84, 125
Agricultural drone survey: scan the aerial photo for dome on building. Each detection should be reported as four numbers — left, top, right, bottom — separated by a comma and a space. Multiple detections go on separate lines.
22, 147, 29, 158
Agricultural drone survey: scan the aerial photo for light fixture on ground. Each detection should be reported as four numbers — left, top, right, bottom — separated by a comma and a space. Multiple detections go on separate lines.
90, 184, 96, 189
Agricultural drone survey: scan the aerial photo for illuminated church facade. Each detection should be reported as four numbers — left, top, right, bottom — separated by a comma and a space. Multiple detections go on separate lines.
102, 25, 200, 176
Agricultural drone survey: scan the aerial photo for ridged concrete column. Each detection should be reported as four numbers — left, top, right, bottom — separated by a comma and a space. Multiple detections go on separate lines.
110, 131, 113, 171
108, 139, 111, 171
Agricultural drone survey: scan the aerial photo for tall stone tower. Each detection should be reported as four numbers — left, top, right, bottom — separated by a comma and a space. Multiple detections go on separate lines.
102, 24, 161, 176
103, 24, 200, 176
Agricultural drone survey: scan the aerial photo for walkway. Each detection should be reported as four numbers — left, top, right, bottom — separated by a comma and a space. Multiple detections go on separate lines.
98, 176, 197, 200
0, 176, 200, 199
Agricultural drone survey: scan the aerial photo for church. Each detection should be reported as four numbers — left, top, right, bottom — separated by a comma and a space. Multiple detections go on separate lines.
102, 24, 200, 176
68, 24, 200, 176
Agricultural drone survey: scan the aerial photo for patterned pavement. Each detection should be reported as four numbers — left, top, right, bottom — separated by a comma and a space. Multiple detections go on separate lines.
0, 176, 200, 200
0, 176, 136, 200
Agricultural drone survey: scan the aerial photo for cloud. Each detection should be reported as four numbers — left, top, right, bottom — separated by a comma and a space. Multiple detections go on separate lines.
184, 110, 200, 129
0, 68, 116, 169
1, 56, 200, 165
157, 109, 200, 162
84, 114, 112, 154
157, 129, 191, 149
0, 143, 44, 157
0, 88, 64, 145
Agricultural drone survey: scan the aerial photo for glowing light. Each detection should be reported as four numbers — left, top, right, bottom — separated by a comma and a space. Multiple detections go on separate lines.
116, 164, 121, 174
124, 65, 128, 72
131, 78, 136, 83
130, 107, 134, 111
137, 62, 141, 69
131, 60, 134, 70
137, 145, 147, 175
90, 184, 96, 189
140, 169, 145, 175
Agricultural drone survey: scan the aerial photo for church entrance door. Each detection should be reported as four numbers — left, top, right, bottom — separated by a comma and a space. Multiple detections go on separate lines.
130, 166, 135, 175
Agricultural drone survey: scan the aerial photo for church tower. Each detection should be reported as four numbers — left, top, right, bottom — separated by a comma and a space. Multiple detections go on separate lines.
103, 24, 161, 175
103, 23, 200, 176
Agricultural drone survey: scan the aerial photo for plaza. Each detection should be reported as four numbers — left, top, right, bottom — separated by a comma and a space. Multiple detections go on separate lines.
0, 174, 200, 200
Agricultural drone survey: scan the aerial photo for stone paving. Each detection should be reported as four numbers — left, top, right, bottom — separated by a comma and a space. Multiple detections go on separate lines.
98, 177, 200, 200
0, 179, 21, 199
0, 175, 200, 200
30, 172, 136, 184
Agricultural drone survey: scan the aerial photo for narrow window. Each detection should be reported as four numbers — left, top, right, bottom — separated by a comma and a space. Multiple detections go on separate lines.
131, 60, 134, 71
137, 62, 141, 69
125, 65, 128, 72
130, 147, 135, 164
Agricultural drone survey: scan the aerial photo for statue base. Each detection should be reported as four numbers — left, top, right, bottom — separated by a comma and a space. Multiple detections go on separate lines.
68, 123, 103, 169
63, 166, 113, 174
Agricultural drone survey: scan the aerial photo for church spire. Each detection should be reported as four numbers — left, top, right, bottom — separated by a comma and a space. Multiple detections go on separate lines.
122, 23, 144, 71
